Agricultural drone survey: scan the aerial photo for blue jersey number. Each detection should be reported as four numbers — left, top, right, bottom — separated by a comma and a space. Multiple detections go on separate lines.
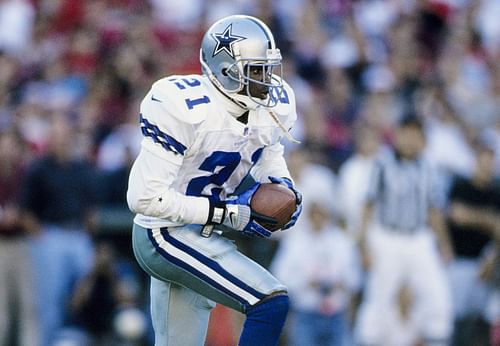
168, 77, 211, 110
186, 148, 264, 200
270, 87, 289, 104
186, 151, 241, 200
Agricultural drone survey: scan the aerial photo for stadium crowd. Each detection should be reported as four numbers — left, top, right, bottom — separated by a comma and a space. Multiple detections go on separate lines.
0, 0, 499, 345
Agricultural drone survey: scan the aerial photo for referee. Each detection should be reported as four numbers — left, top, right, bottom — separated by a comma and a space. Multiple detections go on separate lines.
355, 117, 453, 346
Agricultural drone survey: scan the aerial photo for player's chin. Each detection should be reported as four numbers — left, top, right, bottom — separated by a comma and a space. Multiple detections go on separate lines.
256, 89, 269, 99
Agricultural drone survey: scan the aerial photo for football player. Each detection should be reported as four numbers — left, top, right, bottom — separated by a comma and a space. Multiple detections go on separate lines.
127, 15, 302, 346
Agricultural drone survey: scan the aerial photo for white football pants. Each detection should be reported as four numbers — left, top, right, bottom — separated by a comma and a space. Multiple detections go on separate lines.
356, 224, 452, 345
132, 224, 286, 346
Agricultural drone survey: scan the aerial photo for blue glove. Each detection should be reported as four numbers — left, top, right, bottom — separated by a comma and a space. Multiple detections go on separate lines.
268, 176, 302, 230
206, 182, 277, 238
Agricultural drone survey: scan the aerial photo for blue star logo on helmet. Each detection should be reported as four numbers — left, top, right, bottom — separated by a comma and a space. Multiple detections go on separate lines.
211, 24, 245, 58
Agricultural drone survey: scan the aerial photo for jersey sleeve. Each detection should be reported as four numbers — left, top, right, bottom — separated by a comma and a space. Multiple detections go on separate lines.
139, 76, 208, 165
127, 76, 211, 225
270, 79, 298, 134
127, 148, 210, 225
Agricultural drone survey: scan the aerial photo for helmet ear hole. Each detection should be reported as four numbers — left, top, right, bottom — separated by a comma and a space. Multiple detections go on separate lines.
221, 68, 228, 76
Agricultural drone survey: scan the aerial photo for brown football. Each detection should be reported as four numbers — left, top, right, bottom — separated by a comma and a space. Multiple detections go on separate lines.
250, 183, 296, 231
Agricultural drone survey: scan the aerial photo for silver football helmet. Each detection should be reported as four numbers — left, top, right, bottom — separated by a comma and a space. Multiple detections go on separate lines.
200, 15, 283, 108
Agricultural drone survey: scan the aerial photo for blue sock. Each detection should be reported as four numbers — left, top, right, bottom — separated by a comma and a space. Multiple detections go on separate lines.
238, 295, 289, 346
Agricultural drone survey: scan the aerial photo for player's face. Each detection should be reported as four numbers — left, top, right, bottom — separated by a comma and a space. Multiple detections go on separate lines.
240, 64, 272, 99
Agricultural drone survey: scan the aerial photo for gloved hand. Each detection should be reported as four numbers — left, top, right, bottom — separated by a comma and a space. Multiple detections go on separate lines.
205, 182, 277, 238
268, 176, 302, 230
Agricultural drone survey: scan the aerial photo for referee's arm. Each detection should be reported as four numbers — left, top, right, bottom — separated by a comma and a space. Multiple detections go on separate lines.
429, 207, 454, 263
357, 202, 375, 269
356, 162, 381, 269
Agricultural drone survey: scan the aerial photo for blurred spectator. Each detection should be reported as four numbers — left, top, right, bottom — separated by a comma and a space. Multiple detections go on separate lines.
0, 52, 20, 128
66, 241, 146, 346
480, 241, 500, 346
94, 119, 138, 260
474, 0, 500, 58
271, 199, 361, 346
0, 0, 35, 56
481, 95, 500, 177
96, 121, 142, 173
0, 128, 39, 346
355, 117, 453, 346
149, 0, 204, 32
446, 140, 500, 346
337, 123, 382, 237
19, 115, 98, 345
323, 67, 361, 165
421, 86, 475, 186
21, 54, 88, 112
286, 146, 338, 217
357, 89, 403, 144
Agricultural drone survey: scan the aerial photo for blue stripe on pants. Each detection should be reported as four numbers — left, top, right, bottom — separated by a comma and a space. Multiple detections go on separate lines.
147, 228, 265, 310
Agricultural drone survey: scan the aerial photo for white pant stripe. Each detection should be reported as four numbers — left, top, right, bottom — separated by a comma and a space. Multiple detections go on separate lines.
151, 228, 260, 305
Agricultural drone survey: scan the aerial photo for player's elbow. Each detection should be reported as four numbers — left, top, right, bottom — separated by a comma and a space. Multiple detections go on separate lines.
126, 187, 167, 218
126, 188, 141, 214
126, 185, 153, 215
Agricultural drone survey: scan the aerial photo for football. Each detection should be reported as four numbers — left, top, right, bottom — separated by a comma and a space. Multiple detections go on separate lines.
250, 183, 296, 231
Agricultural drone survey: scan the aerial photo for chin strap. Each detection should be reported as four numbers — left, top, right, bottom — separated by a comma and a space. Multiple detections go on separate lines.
267, 110, 301, 144
202, 68, 300, 143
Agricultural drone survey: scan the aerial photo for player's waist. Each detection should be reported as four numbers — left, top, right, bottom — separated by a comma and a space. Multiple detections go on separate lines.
133, 214, 186, 229
133, 214, 233, 234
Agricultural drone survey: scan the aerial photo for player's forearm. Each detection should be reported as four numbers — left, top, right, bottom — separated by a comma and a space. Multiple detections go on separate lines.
127, 186, 210, 225
127, 148, 211, 225
127, 152, 209, 224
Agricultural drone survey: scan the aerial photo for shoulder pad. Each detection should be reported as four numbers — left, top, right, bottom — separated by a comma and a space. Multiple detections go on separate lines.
270, 79, 297, 130
271, 79, 295, 115
146, 75, 211, 125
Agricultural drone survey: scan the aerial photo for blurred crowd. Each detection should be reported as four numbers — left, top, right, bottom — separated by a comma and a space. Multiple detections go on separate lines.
0, 0, 499, 345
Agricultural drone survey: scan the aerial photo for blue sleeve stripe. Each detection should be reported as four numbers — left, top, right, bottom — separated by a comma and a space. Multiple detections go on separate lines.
140, 114, 187, 155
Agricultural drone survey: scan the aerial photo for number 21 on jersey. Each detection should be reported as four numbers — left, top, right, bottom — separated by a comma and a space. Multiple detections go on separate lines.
168, 77, 211, 110
186, 148, 264, 200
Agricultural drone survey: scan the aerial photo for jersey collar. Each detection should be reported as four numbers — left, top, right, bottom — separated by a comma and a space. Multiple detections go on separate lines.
203, 76, 248, 118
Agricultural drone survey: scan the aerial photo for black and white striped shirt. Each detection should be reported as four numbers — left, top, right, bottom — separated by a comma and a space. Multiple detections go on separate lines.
366, 151, 443, 232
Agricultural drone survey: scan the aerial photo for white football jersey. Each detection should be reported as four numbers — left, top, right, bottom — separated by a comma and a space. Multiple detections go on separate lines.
127, 74, 297, 229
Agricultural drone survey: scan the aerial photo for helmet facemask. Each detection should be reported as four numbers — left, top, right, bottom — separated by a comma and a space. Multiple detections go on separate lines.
227, 49, 284, 108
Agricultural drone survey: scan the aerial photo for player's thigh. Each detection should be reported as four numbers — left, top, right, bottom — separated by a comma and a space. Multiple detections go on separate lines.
133, 224, 286, 313
150, 277, 214, 346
